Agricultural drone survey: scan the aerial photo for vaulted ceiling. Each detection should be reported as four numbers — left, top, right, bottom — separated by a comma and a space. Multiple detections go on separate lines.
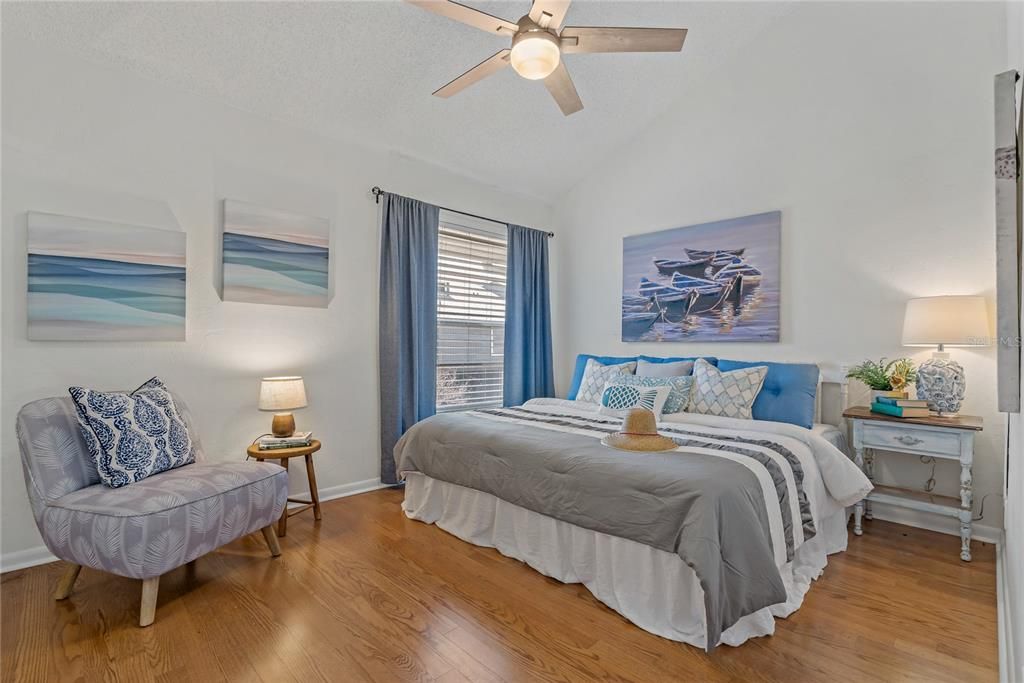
2, 1, 794, 201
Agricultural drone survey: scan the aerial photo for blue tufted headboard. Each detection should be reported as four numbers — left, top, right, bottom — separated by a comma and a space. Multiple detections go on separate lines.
566, 354, 850, 430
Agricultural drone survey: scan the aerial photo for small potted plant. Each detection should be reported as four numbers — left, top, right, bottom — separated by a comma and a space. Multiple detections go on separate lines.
846, 358, 918, 401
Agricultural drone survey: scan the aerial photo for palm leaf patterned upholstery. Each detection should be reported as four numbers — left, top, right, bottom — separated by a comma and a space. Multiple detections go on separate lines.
16, 396, 288, 579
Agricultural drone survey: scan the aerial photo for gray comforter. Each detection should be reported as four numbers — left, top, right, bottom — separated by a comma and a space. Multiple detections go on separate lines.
394, 405, 820, 651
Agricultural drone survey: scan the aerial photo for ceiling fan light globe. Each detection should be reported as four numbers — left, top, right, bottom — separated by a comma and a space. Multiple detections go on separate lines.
510, 33, 560, 80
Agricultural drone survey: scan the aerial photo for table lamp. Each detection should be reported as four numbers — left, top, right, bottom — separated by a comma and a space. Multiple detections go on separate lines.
259, 376, 307, 437
901, 296, 989, 415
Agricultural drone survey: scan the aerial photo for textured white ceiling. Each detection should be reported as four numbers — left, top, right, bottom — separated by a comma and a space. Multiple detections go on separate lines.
2, 1, 794, 201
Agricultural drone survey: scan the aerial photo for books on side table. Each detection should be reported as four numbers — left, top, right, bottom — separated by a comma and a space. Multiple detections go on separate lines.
870, 395, 931, 418
258, 432, 313, 450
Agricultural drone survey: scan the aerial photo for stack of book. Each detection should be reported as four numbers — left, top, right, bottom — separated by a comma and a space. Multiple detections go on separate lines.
257, 432, 313, 450
870, 394, 930, 418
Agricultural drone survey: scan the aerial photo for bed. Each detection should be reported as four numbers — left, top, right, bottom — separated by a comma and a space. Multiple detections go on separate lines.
394, 362, 871, 652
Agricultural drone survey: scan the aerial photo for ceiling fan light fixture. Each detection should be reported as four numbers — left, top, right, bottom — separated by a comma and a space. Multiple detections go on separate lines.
510, 30, 560, 80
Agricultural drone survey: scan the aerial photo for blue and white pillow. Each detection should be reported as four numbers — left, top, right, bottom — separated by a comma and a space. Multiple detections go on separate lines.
598, 382, 671, 418
610, 374, 694, 414
575, 358, 637, 404
69, 377, 196, 488
688, 358, 767, 419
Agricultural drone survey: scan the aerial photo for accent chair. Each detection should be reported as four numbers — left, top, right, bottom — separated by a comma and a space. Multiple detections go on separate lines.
16, 394, 288, 627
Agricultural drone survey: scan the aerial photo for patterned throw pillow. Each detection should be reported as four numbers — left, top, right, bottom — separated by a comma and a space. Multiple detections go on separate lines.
612, 374, 694, 414
598, 382, 671, 418
575, 359, 637, 404
69, 377, 196, 488
688, 358, 768, 419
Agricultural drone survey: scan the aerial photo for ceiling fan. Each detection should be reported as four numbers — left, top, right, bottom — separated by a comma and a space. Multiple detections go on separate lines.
407, 0, 687, 116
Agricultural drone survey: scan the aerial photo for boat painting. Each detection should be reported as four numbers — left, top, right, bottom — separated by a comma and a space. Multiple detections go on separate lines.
684, 248, 745, 260
652, 256, 711, 277
222, 199, 330, 308
27, 212, 186, 341
622, 211, 780, 342
713, 259, 763, 284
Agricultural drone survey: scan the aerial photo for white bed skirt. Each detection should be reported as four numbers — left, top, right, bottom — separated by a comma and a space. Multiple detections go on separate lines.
403, 472, 850, 650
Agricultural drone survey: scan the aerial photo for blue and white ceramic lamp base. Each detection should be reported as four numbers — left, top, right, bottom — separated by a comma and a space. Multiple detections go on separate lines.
916, 353, 966, 415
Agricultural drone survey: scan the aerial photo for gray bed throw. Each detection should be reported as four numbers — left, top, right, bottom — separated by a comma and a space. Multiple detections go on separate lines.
394, 406, 820, 651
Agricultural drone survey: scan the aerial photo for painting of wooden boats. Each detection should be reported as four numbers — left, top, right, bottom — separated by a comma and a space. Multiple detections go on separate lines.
669, 273, 737, 313
713, 260, 763, 284
623, 294, 651, 307
684, 248, 745, 260
621, 211, 780, 342
637, 277, 693, 303
622, 311, 659, 337
652, 256, 711, 277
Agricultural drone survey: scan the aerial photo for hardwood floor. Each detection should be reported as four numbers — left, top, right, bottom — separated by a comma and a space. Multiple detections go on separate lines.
1, 488, 998, 682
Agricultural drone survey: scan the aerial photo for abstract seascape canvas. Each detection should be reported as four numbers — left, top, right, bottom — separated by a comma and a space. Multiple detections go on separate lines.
27, 212, 186, 341
222, 200, 330, 307
622, 211, 780, 342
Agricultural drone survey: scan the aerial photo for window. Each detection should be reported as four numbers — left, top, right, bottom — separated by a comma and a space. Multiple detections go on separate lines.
436, 210, 507, 412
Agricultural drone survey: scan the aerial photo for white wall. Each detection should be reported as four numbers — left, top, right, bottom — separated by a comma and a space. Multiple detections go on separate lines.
552, 2, 1007, 534
0, 38, 552, 566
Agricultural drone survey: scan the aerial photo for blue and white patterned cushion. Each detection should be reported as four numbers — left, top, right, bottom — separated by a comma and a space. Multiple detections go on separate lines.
575, 358, 637, 404
688, 358, 768, 419
69, 378, 196, 488
611, 374, 695, 414
598, 382, 671, 418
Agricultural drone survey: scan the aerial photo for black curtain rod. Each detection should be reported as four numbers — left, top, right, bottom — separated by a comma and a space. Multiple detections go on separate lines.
371, 186, 554, 238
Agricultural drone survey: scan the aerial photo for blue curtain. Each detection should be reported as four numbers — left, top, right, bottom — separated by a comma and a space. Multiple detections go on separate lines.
379, 193, 439, 485
503, 224, 555, 406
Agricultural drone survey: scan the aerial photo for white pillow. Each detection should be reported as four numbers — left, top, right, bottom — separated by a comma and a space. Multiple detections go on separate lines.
575, 358, 637, 404
637, 359, 694, 378
598, 382, 671, 418
688, 358, 767, 419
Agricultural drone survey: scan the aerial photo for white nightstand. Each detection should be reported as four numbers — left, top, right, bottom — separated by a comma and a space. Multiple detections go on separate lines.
843, 406, 983, 561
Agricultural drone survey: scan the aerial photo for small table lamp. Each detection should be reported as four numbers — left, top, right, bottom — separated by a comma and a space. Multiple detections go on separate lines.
259, 376, 307, 437
902, 296, 989, 415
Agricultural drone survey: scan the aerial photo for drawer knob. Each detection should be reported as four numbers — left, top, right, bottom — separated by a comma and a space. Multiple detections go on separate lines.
895, 435, 924, 446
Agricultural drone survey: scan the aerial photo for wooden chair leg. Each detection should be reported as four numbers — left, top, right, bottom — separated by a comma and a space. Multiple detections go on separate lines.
53, 563, 82, 600
261, 524, 282, 557
139, 576, 160, 627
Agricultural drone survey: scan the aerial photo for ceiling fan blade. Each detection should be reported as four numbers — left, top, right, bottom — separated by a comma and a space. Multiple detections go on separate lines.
406, 0, 517, 35
528, 0, 572, 30
433, 49, 511, 98
543, 61, 583, 116
560, 27, 687, 53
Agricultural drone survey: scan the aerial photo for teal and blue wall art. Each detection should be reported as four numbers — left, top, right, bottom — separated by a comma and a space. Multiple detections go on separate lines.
27, 212, 186, 341
222, 199, 330, 308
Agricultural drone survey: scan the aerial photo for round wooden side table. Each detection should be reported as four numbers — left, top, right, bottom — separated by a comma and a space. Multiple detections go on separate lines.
246, 439, 322, 538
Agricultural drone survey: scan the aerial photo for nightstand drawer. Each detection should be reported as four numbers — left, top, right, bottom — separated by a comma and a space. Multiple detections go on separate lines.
860, 422, 961, 456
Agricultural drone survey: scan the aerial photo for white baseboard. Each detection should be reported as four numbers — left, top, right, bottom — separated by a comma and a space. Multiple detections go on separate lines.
317, 477, 389, 502
0, 545, 58, 573
2, 477, 391, 575
867, 502, 1001, 544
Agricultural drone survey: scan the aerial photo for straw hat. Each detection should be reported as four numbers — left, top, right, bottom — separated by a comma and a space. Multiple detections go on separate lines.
601, 408, 678, 452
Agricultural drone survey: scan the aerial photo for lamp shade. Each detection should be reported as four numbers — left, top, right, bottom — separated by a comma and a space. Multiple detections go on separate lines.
258, 376, 307, 411
901, 296, 989, 347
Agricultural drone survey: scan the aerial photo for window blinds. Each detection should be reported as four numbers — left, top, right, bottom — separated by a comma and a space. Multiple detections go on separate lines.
436, 211, 507, 413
